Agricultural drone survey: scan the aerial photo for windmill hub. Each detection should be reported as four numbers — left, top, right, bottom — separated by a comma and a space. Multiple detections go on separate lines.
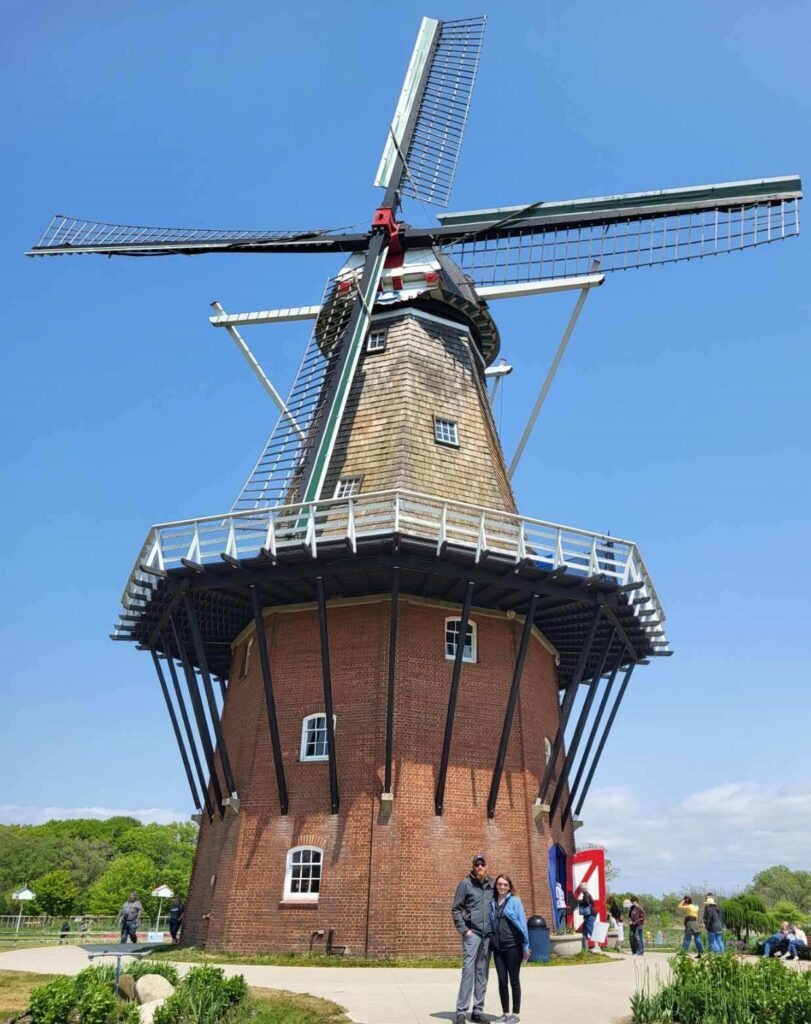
27, 14, 800, 958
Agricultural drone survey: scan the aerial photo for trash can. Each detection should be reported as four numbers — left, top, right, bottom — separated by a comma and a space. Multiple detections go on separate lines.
527, 914, 550, 963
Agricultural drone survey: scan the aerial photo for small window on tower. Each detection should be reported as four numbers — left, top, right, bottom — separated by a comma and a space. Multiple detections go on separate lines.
544, 737, 553, 765
445, 617, 477, 663
300, 713, 336, 761
367, 329, 387, 353
239, 636, 254, 679
434, 417, 459, 447
334, 476, 363, 499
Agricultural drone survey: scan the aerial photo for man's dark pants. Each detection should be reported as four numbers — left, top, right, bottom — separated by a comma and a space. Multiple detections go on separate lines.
120, 921, 137, 944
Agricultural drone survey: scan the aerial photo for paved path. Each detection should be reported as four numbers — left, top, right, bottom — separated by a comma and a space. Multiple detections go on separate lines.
0, 945, 673, 1023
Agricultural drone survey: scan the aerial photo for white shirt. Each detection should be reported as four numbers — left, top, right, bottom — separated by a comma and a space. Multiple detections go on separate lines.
555, 882, 566, 909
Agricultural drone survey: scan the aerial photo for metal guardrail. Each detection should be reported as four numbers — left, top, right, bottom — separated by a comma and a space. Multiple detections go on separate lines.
117, 490, 667, 648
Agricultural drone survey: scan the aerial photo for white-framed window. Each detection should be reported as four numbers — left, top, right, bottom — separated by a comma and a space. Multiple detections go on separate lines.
300, 713, 336, 761
333, 476, 363, 499
239, 636, 254, 679
445, 617, 477, 663
434, 416, 459, 447
366, 328, 387, 353
544, 737, 553, 765
283, 846, 323, 900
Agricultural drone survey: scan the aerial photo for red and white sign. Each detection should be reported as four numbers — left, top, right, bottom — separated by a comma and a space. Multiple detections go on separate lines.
567, 847, 608, 946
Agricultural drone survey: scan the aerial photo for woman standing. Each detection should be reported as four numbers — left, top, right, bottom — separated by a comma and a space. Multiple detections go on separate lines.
677, 896, 704, 957
489, 875, 530, 1024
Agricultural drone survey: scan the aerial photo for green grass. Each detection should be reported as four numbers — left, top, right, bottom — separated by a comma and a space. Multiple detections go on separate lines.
0, 969, 58, 1021
152, 946, 616, 968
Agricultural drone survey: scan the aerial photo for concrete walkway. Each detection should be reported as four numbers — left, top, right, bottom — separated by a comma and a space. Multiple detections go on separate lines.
0, 945, 673, 1023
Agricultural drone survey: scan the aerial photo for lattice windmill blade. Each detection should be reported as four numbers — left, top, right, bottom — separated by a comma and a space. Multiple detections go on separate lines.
375, 16, 486, 208
418, 175, 802, 286
234, 241, 389, 511
26, 214, 368, 258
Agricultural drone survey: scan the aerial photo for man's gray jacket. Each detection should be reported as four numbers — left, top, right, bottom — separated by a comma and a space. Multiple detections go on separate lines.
452, 873, 494, 936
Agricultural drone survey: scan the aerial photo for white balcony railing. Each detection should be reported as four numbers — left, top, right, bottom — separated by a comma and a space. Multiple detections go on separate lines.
117, 490, 668, 649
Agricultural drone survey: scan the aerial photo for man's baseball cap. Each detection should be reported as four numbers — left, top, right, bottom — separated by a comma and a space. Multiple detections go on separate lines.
472, 854, 486, 866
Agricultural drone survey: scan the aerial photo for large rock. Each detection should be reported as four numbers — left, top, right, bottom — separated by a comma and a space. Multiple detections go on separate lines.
116, 974, 138, 1001
135, 975, 175, 1004
138, 998, 166, 1024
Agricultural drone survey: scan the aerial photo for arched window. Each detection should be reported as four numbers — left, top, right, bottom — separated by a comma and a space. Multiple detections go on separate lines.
544, 737, 553, 764
283, 846, 323, 900
445, 617, 477, 663
300, 713, 335, 761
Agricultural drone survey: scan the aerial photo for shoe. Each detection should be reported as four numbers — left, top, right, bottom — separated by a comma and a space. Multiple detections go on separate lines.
775, 952, 784, 958
510, 1016, 520, 1023
471, 1015, 485, 1023
493, 1016, 510, 1023
455, 1015, 466, 1024
785, 954, 796, 961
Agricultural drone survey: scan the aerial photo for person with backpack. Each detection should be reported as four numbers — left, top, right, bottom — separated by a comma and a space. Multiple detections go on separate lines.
628, 896, 646, 956
702, 894, 725, 953
489, 875, 530, 1024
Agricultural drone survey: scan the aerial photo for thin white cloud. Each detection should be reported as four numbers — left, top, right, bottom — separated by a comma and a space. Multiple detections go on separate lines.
0, 805, 188, 826
579, 781, 811, 893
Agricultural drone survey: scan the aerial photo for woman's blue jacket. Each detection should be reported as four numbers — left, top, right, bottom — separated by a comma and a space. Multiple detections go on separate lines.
489, 893, 530, 954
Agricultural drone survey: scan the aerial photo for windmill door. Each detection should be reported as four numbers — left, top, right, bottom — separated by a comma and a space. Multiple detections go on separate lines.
567, 847, 608, 946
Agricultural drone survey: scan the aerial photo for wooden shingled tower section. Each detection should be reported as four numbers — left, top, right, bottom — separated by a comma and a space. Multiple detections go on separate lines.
28, 13, 800, 957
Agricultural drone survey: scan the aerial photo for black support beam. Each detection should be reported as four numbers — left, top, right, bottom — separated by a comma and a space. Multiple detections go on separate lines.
560, 648, 626, 827
435, 580, 475, 816
574, 663, 636, 817
150, 647, 202, 813
548, 627, 617, 821
183, 594, 238, 800
384, 567, 400, 795
250, 586, 289, 815
171, 614, 225, 817
316, 577, 339, 814
537, 606, 602, 804
487, 593, 539, 818
161, 631, 213, 820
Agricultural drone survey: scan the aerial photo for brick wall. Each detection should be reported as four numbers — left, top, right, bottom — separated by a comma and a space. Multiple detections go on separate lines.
184, 597, 574, 955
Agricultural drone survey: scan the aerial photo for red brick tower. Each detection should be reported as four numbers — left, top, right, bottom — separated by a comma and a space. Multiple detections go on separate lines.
29, 13, 798, 958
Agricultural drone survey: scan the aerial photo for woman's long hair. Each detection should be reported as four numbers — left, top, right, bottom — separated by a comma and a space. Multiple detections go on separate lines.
494, 874, 516, 897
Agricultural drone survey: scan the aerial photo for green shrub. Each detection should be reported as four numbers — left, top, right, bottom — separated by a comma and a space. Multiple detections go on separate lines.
75, 965, 115, 998
153, 966, 248, 1024
78, 982, 118, 1024
29, 976, 79, 1024
123, 959, 179, 985
632, 951, 811, 1024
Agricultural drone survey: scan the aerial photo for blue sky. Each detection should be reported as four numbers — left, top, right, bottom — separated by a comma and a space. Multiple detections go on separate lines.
1, 0, 809, 894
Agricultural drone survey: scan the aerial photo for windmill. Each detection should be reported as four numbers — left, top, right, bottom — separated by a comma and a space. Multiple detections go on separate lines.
28, 16, 801, 956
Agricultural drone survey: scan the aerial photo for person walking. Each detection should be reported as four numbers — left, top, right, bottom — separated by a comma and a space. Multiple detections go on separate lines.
452, 854, 494, 1024
489, 875, 530, 1024
702, 894, 725, 953
677, 896, 704, 957
118, 891, 143, 944
608, 896, 625, 951
628, 896, 645, 956
168, 897, 185, 943
576, 883, 597, 951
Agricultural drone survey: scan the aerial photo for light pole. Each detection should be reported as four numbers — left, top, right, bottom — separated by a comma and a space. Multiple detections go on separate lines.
12, 887, 35, 936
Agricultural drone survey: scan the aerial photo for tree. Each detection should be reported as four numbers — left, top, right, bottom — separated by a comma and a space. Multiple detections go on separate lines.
749, 866, 811, 913
31, 870, 79, 917
86, 854, 159, 918
722, 894, 775, 941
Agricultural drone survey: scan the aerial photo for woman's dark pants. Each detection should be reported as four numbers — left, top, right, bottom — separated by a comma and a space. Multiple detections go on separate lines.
492, 945, 522, 1014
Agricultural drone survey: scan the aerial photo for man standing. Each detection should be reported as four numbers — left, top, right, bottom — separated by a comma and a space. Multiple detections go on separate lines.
702, 894, 725, 953
119, 891, 143, 944
452, 854, 494, 1024
628, 896, 645, 956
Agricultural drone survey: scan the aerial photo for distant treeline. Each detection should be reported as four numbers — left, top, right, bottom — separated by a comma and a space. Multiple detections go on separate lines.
0, 817, 197, 919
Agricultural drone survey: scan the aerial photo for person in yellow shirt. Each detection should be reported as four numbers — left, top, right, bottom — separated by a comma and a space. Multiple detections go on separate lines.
677, 896, 704, 956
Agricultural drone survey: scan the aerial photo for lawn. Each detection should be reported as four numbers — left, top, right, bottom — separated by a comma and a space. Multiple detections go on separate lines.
152, 947, 616, 968
0, 970, 352, 1024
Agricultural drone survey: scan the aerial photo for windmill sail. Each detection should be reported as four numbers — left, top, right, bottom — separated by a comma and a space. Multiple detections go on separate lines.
27, 214, 367, 257
425, 176, 802, 286
375, 16, 486, 208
